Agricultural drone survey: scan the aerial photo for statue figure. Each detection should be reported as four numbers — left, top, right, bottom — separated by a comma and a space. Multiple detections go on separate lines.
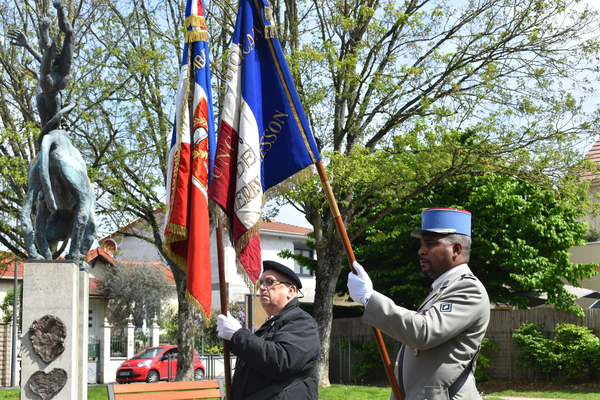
12, 0, 97, 269
9, 0, 75, 143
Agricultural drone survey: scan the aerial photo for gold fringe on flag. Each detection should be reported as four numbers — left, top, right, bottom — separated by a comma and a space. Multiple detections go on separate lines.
163, 222, 190, 273
163, 43, 193, 274
186, 29, 209, 43
186, 290, 210, 327
185, 15, 206, 29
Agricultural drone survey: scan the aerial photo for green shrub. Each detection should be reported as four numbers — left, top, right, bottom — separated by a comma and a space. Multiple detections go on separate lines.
347, 339, 382, 380
552, 323, 600, 380
514, 321, 600, 380
475, 337, 500, 382
513, 322, 551, 378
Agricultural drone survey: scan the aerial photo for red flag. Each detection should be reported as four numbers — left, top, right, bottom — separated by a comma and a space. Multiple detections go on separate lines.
163, 0, 216, 322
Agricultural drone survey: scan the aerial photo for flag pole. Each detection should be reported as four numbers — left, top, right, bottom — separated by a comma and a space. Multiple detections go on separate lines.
216, 218, 233, 399
315, 160, 403, 400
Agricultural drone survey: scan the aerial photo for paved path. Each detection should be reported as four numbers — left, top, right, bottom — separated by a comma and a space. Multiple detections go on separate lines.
494, 397, 565, 400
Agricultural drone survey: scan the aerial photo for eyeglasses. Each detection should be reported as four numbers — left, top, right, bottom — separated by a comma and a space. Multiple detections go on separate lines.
259, 279, 292, 289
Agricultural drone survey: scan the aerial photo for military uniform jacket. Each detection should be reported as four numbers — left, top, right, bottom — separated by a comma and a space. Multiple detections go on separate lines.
229, 298, 320, 400
363, 265, 490, 400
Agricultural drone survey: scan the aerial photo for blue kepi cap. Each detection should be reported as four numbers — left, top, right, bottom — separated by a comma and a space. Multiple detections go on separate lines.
411, 208, 471, 238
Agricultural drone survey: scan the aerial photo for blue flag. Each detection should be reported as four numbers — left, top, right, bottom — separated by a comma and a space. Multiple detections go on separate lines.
209, 0, 321, 285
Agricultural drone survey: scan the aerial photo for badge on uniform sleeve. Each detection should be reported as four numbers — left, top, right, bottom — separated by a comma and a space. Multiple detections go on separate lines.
440, 303, 452, 312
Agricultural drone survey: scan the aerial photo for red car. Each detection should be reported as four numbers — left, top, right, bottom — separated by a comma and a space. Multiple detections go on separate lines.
115, 345, 205, 383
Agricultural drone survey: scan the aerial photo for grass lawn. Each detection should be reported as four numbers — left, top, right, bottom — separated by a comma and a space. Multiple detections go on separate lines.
0, 386, 109, 399
0, 381, 599, 399
480, 379, 600, 400
319, 384, 392, 399
483, 388, 600, 400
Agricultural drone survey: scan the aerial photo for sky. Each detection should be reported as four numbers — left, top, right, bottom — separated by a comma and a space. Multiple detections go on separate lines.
267, 202, 312, 229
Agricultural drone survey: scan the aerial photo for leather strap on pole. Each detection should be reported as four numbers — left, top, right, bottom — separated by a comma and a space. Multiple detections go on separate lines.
216, 219, 233, 399
315, 160, 403, 400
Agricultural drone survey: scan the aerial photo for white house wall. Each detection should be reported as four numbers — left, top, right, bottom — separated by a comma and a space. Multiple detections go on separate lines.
107, 223, 316, 311
569, 242, 600, 308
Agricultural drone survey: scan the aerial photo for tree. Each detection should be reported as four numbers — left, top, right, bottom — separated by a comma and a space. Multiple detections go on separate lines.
0, 285, 21, 324
101, 261, 175, 329
271, 0, 600, 385
0, 0, 226, 380
345, 175, 597, 315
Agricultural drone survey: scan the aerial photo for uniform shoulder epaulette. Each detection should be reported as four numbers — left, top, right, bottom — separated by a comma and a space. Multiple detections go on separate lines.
460, 273, 477, 280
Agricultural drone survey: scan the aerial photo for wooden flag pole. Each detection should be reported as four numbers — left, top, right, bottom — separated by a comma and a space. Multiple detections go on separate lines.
315, 160, 403, 400
216, 219, 233, 399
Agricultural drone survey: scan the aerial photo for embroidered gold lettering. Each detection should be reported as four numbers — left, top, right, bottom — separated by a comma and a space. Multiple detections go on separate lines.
193, 49, 206, 69
237, 148, 258, 178
234, 176, 262, 211
213, 135, 237, 179
261, 110, 288, 159
243, 33, 255, 55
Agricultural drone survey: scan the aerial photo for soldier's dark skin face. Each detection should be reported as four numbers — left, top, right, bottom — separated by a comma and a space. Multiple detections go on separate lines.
418, 233, 463, 280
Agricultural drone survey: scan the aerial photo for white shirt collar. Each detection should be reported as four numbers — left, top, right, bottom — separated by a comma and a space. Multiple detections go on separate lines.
430, 263, 470, 293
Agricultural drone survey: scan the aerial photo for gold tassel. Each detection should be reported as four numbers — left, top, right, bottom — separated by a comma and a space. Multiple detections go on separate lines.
164, 43, 193, 275
265, 25, 278, 39
264, 6, 273, 21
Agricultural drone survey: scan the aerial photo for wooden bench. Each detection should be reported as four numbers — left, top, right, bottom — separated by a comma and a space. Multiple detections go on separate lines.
107, 380, 225, 400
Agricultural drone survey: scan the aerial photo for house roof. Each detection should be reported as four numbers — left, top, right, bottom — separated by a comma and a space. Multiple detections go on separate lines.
260, 220, 312, 235
523, 284, 600, 307
116, 261, 176, 285
99, 207, 164, 244
0, 248, 174, 296
586, 138, 600, 164
87, 247, 115, 266
583, 137, 600, 181
89, 277, 105, 297
0, 254, 23, 280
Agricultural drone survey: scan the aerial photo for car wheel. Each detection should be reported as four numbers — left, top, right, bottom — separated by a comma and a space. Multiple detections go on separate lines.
146, 370, 159, 383
194, 369, 205, 381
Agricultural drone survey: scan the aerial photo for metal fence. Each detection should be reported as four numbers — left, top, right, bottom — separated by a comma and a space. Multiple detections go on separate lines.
110, 334, 125, 357
199, 354, 237, 380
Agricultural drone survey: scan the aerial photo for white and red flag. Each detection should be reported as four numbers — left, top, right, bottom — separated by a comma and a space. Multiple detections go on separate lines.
208, 0, 321, 288
163, 0, 215, 322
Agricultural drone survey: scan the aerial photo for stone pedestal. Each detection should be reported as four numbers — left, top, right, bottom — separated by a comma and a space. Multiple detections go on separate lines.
21, 261, 88, 400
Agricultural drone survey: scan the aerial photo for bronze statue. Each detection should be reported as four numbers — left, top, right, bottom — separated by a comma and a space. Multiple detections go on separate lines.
12, 0, 96, 269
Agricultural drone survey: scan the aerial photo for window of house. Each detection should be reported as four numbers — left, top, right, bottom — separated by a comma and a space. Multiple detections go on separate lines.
294, 245, 314, 276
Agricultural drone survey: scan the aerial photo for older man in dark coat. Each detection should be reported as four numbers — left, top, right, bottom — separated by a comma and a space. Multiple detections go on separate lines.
217, 260, 319, 400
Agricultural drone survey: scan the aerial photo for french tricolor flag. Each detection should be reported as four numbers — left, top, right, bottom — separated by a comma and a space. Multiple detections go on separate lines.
208, 0, 321, 289
164, 0, 216, 323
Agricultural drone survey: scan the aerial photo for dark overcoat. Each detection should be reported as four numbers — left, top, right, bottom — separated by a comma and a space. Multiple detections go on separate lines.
229, 298, 320, 400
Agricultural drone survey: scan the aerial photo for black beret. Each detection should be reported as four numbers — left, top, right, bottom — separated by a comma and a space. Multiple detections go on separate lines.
262, 260, 302, 289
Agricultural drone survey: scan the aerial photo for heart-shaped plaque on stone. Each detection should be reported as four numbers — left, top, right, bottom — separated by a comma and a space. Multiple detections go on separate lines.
28, 368, 67, 400
29, 315, 66, 364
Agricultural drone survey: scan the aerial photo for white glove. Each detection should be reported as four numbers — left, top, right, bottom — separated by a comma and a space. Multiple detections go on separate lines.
347, 261, 374, 306
217, 312, 242, 340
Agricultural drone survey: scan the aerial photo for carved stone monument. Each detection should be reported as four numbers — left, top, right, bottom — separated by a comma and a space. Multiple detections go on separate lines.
21, 261, 88, 400
12, 2, 94, 399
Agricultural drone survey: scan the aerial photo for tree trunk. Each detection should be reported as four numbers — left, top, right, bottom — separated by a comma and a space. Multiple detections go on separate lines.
170, 263, 195, 381
313, 226, 345, 387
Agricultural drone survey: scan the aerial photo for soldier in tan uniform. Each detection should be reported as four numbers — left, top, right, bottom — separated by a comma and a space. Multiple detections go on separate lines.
348, 208, 490, 400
